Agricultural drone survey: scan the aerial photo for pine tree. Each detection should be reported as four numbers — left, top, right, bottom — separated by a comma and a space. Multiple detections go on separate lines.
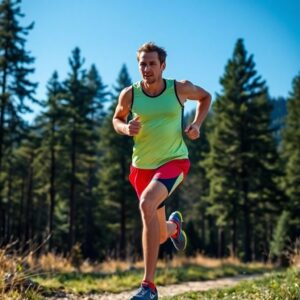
0, 0, 37, 239
81, 64, 109, 258
281, 72, 300, 240
205, 39, 281, 261
33, 71, 64, 250
56, 48, 110, 255
60, 48, 87, 251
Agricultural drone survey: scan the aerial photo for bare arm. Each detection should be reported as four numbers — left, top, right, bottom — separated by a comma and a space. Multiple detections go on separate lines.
176, 80, 211, 140
112, 86, 141, 136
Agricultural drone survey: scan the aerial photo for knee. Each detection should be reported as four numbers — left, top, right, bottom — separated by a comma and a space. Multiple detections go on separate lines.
139, 195, 155, 223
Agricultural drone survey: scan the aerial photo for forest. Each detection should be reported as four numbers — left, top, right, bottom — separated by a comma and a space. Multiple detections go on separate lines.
0, 0, 299, 267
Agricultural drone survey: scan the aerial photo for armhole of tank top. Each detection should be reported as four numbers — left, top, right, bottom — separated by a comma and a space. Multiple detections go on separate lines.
181, 106, 185, 132
174, 80, 184, 108
130, 85, 134, 110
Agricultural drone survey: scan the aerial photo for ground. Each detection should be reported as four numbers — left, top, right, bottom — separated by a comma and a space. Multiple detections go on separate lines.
45, 274, 263, 300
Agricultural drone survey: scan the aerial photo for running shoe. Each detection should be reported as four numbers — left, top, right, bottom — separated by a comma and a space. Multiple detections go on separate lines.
130, 284, 158, 300
168, 211, 187, 251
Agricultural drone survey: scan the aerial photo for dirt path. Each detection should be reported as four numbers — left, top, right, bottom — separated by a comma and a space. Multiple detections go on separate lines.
46, 274, 264, 299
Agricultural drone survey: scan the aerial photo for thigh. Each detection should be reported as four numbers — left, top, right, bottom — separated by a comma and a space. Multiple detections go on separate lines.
140, 179, 168, 210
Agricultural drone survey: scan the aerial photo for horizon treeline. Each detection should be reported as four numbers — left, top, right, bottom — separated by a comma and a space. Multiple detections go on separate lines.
0, 0, 299, 264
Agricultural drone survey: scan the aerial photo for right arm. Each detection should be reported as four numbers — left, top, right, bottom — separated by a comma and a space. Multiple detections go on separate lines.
112, 86, 141, 136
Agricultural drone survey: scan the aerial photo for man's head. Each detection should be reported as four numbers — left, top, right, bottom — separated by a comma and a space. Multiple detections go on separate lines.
136, 42, 167, 65
137, 42, 167, 84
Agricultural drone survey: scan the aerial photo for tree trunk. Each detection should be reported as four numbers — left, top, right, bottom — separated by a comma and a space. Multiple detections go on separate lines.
200, 208, 206, 251
231, 196, 237, 257
18, 176, 25, 244
242, 182, 252, 262
25, 155, 34, 249
84, 164, 94, 258
5, 161, 13, 242
49, 119, 56, 250
0, 54, 8, 240
218, 227, 225, 258
68, 124, 76, 252
0, 48, 8, 171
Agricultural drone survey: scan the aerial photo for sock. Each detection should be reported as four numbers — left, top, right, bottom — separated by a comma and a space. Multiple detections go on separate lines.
142, 280, 156, 291
170, 220, 179, 239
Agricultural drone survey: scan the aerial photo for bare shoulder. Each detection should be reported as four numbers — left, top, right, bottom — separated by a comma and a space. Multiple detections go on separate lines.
176, 79, 209, 101
118, 85, 133, 109
176, 79, 194, 88
176, 80, 199, 93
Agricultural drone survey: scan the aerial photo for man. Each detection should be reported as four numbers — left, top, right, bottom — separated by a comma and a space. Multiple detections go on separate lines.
112, 42, 211, 300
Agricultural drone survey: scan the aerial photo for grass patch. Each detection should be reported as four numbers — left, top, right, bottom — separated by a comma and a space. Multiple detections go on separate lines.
0, 246, 277, 297
165, 268, 300, 300
35, 262, 273, 294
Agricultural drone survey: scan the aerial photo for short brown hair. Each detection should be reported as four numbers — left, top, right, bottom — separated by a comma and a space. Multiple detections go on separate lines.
137, 42, 167, 64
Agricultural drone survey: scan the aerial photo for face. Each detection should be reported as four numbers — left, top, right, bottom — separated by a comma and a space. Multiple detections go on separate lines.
138, 51, 166, 84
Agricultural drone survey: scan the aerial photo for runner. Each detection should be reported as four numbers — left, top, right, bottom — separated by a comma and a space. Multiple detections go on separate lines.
112, 42, 211, 300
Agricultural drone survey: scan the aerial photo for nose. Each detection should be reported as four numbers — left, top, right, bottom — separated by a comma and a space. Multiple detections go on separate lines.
144, 64, 151, 71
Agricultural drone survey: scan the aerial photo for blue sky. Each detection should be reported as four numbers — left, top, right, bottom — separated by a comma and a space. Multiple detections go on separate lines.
22, 0, 300, 118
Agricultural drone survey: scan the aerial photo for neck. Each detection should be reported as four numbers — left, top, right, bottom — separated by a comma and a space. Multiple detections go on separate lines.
142, 78, 165, 96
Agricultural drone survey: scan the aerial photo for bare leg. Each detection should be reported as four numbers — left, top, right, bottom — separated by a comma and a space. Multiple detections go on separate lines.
139, 180, 168, 283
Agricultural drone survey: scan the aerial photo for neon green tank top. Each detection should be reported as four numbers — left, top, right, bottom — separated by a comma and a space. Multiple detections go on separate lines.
131, 79, 189, 169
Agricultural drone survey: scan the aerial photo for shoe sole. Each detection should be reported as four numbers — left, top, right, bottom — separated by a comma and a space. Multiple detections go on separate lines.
181, 230, 187, 251
170, 211, 187, 251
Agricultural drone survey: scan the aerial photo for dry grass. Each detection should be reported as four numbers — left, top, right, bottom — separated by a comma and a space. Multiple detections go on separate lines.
1, 242, 276, 276
289, 238, 300, 268
160, 254, 243, 268
27, 252, 74, 273
0, 243, 42, 299
27, 252, 271, 274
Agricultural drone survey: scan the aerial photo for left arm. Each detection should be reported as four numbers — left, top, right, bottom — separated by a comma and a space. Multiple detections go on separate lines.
176, 80, 211, 140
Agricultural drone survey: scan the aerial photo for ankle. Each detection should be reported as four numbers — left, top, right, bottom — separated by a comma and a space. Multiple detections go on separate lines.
142, 280, 156, 291
170, 220, 179, 238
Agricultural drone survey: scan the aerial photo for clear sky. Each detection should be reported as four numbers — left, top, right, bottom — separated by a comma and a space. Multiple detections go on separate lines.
22, 0, 300, 118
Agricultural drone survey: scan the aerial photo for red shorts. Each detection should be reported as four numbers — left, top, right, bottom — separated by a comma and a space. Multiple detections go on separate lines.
129, 159, 190, 202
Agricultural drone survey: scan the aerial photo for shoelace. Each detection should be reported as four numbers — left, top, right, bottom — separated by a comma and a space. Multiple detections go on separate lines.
138, 287, 147, 295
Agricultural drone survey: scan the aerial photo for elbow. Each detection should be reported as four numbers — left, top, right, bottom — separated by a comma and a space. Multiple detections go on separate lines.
201, 92, 211, 107
206, 92, 212, 103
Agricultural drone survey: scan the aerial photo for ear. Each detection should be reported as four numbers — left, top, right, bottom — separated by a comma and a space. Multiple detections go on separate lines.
161, 62, 166, 71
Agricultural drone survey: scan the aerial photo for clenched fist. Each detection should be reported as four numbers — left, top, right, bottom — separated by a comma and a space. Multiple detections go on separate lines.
185, 123, 200, 140
124, 115, 141, 136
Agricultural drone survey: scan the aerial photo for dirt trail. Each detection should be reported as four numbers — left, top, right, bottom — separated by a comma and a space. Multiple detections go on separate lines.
46, 274, 263, 299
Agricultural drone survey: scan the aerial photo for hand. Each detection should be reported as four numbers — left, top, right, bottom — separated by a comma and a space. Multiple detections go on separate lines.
185, 123, 200, 140
124, 115, 141, 136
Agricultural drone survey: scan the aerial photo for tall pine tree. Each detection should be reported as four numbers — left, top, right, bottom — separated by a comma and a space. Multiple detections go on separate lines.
33, 71, 64, 251
58, 48, 110, 255
205, 39, 281, 261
